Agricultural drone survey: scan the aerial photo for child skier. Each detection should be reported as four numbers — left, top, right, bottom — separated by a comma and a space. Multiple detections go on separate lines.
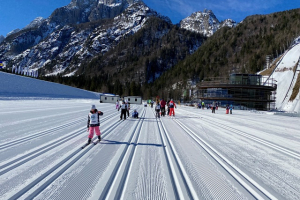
132, 109, 139, 118
155, 100, 161, 118
119, 101, 127, 120
169, 99, 176, 116
87, 105, 103, 145
230, 104, 233, 114
116, 100, 119, 109
160, 98, 166, 116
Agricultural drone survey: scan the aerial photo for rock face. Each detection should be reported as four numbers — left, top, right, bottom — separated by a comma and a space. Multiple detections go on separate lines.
180, 9, 236, 37
49, 0, 139, 25
0, 1, 171, 76
0, 35, 4, 44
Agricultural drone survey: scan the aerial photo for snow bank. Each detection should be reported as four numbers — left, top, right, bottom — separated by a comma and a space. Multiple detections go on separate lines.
0, 72, 99, 99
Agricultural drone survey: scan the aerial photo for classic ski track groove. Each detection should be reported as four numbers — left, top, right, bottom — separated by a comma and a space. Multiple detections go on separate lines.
154, 110, 198, 200
180, 109, 300, 160
0, 105, 115, 150
6, 110, 129, 200
0, 111, 119, 175
99, 108, 146, 200
0, 117, 86, 150
173, 118, 278, 200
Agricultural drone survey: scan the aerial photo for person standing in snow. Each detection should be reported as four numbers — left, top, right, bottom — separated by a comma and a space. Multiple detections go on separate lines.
202, 101, 205, 110
169, 99, 176, 116
116, 100, 119, 110
87, 105, 103, 144
119, 100, 127, 120
167, 100, 170, 115
127, 102, 130, 117
155, 100, 161, 118
212, 101, 216, 113
160, 98, 166, 116
229, 104, 233, 114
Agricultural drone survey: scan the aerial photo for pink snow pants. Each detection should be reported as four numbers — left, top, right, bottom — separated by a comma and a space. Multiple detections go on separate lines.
88, 126, 101, 139
116, 104, 119, 109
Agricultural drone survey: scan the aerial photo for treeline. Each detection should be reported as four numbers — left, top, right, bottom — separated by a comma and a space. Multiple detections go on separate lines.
150, 8, 300, 94
39, 74, 143, 97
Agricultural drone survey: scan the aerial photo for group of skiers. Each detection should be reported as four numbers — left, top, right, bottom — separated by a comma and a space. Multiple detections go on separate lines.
153, 98, 177, 118
197, 101, 233, 114
85, 99, 234, 145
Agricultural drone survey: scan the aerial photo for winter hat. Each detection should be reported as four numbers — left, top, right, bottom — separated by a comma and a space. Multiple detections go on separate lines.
91, 105, 96, 110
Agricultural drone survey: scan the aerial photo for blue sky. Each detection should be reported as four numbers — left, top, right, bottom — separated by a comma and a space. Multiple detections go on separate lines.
0, 0, 299, 37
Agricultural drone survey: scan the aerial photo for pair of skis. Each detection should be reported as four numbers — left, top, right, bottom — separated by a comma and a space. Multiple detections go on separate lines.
81, 140, 101, 149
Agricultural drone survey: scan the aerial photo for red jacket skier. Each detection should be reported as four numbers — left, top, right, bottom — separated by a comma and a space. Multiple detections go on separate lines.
169, 99, 176, 116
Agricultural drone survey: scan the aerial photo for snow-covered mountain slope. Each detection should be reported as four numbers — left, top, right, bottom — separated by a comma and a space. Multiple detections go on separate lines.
0, 72, 99, 99
269, 41, 300, 112
180, 9, 236, 37
0, 1, 169, 76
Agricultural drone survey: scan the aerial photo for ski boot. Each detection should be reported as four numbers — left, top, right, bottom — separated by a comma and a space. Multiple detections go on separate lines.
98, 135, 101, 142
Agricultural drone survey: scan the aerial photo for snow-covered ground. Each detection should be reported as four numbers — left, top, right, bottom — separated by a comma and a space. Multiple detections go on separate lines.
0, 101, 300, 200
0, 72, 99, 99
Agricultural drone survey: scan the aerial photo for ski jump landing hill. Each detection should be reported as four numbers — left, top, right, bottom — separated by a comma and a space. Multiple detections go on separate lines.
264, 37, 300, 113
0, 72, 99, 99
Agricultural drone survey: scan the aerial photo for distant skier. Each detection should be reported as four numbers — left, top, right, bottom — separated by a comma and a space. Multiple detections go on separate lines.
160, 98, 166, 116
169, 99, 176, 116
150, 100, 154, 108
119, 100, 127, 120
116, 100, 119, 110
202, 101, 205, 110
229, 104, 233, 114
127, 102, 130, 117
212, 101, 216, 113
167, 100, 170, 115
86, 105, 103, 144
132, 109, 139, 118
226, 104, 229, 114
155, 100, 161, 118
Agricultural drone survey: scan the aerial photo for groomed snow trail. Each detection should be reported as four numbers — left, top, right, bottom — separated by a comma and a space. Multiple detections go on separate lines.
0, 100, 299, 199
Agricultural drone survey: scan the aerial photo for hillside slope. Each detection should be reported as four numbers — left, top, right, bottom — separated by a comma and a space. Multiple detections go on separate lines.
0, 72, 99, 99
150, 8, 300, 95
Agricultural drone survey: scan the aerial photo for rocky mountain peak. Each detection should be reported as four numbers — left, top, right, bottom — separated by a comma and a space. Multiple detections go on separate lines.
24, 17, 45, 30
0, 35, 4, 44
180, 9, 236, 37
49, 0, 141, 25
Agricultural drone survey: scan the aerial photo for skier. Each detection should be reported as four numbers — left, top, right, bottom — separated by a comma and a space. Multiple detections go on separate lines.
167, 100, 170, 115
126, 102, 130, 117
212, 101, 216, 113
86, 105, 103, 145
226, 104, 229, 114
229, 104, 233, 114
150, 100, 154, 108
169, 99, 176, 116
119, 100, 127, 120
202, 101, 205, 110
116, 100, 119, 110
132, 109, 139, 118
160, 98, 166, 117
155, 100, 161, 118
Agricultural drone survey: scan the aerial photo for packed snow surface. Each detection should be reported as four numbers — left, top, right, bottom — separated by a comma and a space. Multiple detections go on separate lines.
271, 43, 300, 112
0, 100, 299, 200
0, 72, 99, 99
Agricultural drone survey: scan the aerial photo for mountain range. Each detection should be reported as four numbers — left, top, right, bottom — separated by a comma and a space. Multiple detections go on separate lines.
0, 0, 235, 82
